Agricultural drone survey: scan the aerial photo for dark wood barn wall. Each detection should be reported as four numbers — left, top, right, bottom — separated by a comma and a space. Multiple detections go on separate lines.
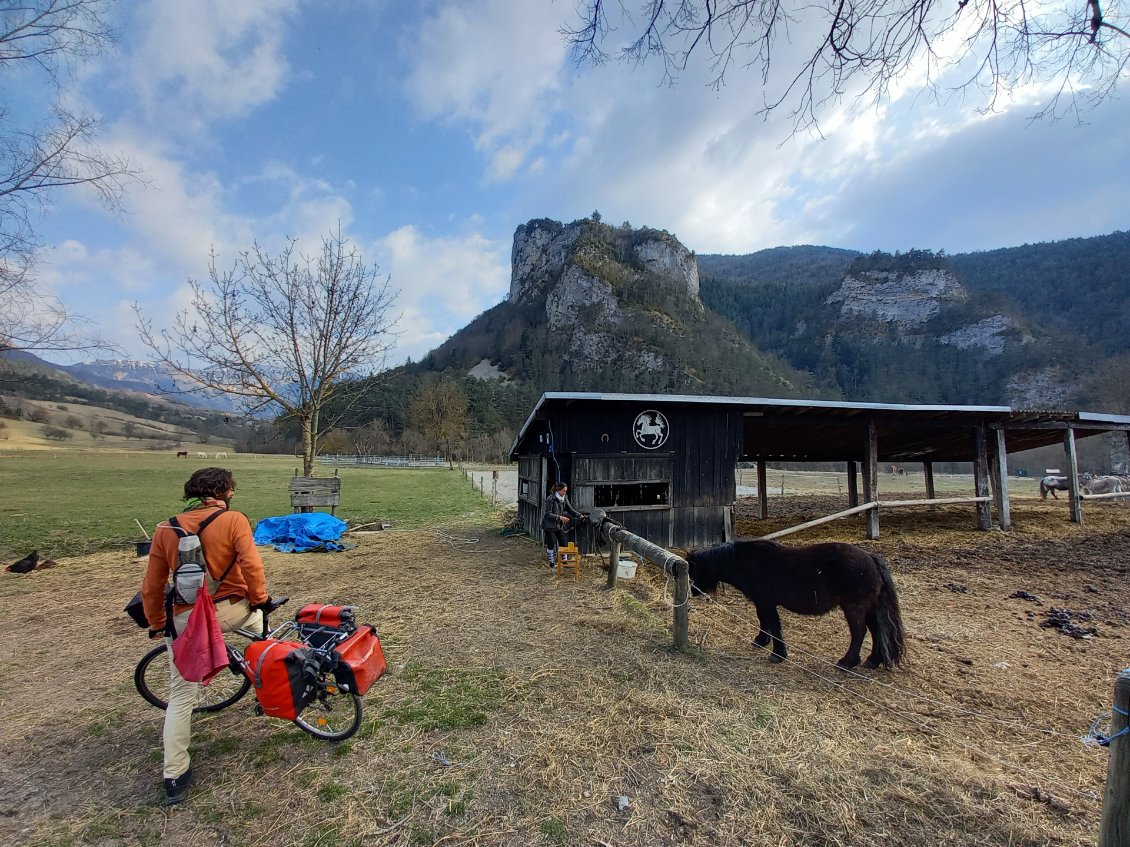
517, 401, 743, 550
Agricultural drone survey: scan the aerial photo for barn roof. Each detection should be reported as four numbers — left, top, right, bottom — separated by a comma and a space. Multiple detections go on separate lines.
510, 392, 1130, 463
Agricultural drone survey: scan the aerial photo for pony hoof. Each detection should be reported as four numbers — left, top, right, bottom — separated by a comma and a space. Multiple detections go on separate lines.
836, 659, 861, 670
863, 657, 881, 669
769, 653, 786, 664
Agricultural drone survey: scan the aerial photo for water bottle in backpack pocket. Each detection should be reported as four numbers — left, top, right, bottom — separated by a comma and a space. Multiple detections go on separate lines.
169, 511, 226, 604
173, 538, 208, 604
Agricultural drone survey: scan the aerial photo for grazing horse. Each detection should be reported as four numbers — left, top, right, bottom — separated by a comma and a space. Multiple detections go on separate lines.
687, 539, 906, 670
176, 451, 188, 458
1040, 476, 1070, 499
1083, 476, 1123, 496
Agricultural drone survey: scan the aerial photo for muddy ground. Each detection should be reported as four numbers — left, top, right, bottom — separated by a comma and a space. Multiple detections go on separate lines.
1, 494, 1128, 846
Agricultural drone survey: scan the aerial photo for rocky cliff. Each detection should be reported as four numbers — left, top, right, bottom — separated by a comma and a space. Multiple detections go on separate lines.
421, 216, 816, 399
511, 218, 700, 312
508, 217, 704, 374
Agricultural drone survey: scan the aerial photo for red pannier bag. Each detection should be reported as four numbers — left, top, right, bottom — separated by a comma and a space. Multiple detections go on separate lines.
296, 604, 356, 629
242, 639, 318, 720
331, 625, 386, 695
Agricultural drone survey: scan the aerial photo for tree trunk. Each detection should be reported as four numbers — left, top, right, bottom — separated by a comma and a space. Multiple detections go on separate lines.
300, 413, 316, 479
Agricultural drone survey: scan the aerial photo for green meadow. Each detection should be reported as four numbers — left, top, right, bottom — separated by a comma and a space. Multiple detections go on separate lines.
0, 453, 497, 559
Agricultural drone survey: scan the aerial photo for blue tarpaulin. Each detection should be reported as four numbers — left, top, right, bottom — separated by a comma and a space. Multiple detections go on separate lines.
253, 513, 348, 553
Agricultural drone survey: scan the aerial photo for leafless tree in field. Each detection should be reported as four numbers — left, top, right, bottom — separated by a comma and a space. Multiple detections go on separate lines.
136, 227, 400, 476
409, 376, 469, 466
563, 0, 1130, 129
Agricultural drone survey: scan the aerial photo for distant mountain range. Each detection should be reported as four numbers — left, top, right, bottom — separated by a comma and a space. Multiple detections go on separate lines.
0, 350, 240, 413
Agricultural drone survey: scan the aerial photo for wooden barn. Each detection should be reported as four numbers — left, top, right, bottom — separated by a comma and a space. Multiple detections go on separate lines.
509, 392, 1130, 551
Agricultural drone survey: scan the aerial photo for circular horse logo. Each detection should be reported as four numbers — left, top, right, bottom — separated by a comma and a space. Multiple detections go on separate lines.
633, 410, 669, 450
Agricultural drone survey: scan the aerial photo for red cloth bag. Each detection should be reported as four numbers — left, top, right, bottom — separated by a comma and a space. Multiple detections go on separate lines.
172, 590, 229, 684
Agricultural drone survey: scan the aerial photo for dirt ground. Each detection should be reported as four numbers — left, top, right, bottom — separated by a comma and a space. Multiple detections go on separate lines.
1, 494, 1128, 847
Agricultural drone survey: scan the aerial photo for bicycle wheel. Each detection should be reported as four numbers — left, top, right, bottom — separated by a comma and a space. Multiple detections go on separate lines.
134, 643, 251, 713
293, 675, 363, 741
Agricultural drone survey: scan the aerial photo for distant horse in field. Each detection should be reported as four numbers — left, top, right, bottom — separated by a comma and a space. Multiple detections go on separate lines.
686, 539, 906, 670
176, 451, 188, 458
1040, 476, 1070, 499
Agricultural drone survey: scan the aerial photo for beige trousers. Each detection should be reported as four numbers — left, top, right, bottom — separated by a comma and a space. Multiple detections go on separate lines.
163, 599, 263, 779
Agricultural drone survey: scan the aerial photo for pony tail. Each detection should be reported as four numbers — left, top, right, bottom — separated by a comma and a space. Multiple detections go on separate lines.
872, 554, 906, 668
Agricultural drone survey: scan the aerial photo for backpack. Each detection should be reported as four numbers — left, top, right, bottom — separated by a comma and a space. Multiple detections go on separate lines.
169, 510, 234, 604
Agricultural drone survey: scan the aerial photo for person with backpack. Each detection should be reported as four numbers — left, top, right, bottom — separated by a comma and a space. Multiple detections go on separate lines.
140, 467, 275, 806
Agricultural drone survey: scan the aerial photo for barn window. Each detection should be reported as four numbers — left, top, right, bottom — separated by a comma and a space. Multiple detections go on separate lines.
593, 482, 669, 508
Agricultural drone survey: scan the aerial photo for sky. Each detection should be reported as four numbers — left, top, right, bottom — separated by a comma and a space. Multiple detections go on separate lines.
14, 0, 1130, 367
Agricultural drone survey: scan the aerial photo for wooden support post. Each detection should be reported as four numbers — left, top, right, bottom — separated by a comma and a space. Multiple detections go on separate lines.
863, 423, 879, 540
1065, 428, 1083, 525
847, 461, 859, 507
756, 460, 768, 519
973, 425, 992, 530
1099, 671, 1130, 846
673, 559, 690, 650
607, 538, 621, 589
992, 429, 1011, 531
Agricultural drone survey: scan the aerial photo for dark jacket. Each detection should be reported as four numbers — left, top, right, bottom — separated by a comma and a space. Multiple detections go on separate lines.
541, 492, 583, 531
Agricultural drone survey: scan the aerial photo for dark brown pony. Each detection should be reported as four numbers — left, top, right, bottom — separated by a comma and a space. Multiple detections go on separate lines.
687, 540, 906, 670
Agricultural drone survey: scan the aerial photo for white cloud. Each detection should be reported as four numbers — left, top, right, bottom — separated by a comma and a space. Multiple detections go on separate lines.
404, 0, 567, 178
374, 225, 509, 361
122, 0, 299, 132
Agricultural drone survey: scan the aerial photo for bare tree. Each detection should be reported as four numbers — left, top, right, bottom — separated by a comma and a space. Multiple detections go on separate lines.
564, 0, 1130, 129
351, 417, 392, 457
0, 0, 135, 353
136, 228, 399, 476
409, 376, 469, 466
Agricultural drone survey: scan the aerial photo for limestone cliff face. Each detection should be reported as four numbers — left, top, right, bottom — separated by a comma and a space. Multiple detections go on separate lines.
823, 265, 1034, 357
509, 218, 701, 372
826, 268, 968, 327
509, 219, 580, 303
510, 218, 700, 311
940, 314, 1029, 356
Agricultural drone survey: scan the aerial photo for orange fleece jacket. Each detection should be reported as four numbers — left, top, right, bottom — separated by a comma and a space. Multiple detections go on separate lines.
141, 506, 269, 631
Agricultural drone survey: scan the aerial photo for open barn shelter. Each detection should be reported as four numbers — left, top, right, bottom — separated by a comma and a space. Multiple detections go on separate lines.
510, 392, 1130, 550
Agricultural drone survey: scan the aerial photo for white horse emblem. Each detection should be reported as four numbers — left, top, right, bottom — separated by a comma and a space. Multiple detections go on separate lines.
633, 410, 669, 449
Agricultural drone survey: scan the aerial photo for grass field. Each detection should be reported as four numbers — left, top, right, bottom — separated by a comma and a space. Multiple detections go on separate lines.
0, 453, 498, 558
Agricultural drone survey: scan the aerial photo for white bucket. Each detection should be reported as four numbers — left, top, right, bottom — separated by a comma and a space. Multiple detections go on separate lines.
616, 557, 638, 579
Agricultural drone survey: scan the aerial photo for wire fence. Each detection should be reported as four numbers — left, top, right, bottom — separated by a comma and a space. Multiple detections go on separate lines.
319, 454, 446, 468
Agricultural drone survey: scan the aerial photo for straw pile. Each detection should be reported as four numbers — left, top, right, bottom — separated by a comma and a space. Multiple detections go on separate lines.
0, 494, 1125, 846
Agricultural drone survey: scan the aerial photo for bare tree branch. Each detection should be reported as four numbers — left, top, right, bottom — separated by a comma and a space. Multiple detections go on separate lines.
0, 0, 141, 355
135, 228, 401, 476
564, 0, 1130, 130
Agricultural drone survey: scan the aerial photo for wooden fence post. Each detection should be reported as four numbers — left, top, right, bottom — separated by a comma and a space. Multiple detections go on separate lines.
1100, 670, 1130, 846
607, 539, 621, 589
673, 559, 690, 650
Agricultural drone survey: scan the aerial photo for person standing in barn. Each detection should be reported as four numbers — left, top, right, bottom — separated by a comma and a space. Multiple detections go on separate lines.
541, 481, 584, 569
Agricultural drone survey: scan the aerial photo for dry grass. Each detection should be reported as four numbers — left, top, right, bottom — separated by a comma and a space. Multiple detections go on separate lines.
1, 495, 1127, 846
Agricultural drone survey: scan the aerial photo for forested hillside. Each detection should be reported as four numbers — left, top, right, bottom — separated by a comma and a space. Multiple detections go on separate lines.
699, 232, 1130, 412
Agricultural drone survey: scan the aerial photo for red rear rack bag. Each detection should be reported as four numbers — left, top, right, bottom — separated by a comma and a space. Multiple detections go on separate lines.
331, 625, 386, 695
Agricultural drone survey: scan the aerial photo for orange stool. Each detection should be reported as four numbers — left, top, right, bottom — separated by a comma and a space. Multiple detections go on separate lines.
555, 542, 580, 580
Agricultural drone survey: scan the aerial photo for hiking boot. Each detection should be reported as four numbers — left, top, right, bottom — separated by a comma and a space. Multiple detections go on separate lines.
163, 768, 193, 806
